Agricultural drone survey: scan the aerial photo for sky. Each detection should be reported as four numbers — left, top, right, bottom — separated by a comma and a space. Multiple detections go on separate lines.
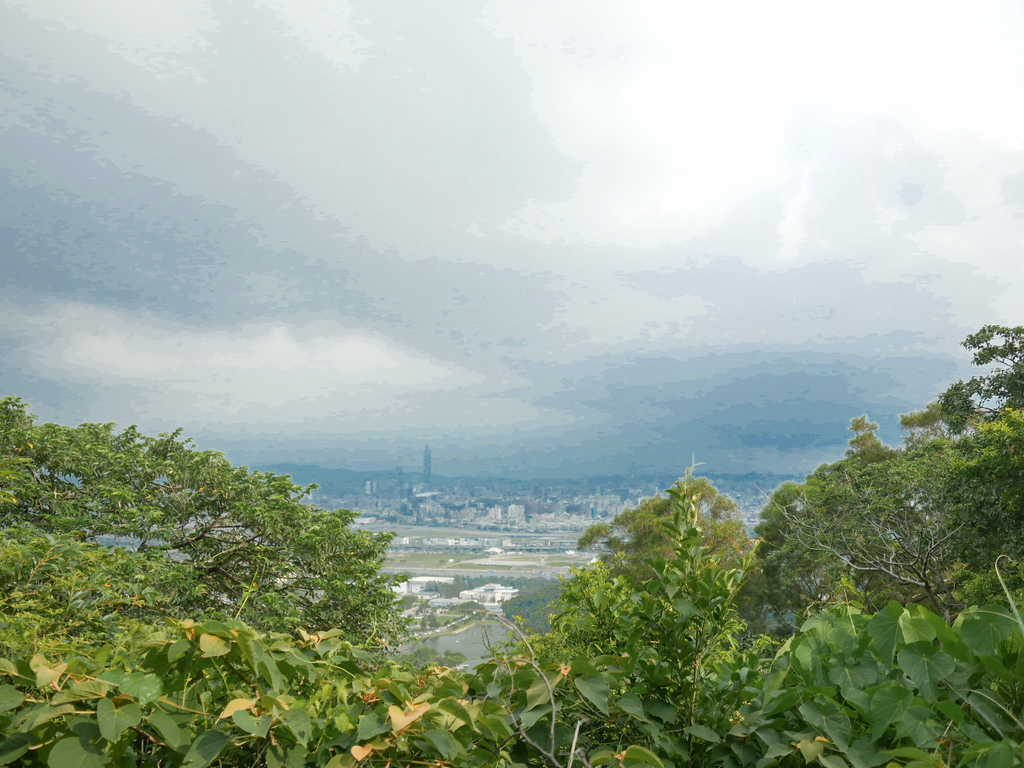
2, 0, 1023, 479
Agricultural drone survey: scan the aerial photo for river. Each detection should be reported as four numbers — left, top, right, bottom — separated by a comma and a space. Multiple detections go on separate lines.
402, 620, 513, 670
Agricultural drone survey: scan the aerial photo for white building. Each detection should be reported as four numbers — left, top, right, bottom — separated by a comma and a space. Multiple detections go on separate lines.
459, 583, 519, 604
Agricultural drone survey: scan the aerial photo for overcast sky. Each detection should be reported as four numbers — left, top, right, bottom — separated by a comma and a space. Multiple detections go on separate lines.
2, 0, 1022, 479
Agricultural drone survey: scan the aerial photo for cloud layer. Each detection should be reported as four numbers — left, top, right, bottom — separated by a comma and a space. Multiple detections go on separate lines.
2, 0, 1021, 478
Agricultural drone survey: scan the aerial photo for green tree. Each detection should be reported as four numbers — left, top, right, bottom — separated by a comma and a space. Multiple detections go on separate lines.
942, 408, 1024, 607
752, 480, 842, 633
758, 416, 962, 623
0, 397, 405, 643
578, 473, 753, 582
845, 414, 898, 464
503, 580, 561, 634
940, 323, 1024, 431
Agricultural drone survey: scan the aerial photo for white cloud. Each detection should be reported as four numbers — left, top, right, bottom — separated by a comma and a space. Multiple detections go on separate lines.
4, 0, 217, 71
486, 0, 1024, 250
251, 0, 370, 71
15, 305, 481, 419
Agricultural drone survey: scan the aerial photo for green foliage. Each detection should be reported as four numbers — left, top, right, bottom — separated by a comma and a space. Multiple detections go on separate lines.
940, 324, 1024, 429
3, 470, 1024, 767
845, 415, 898, 464
0, 619, 517, 767
0, 397, 405, 644
715, 598, 1024, 768
402, 647, 467, 669
943, 409, 1024, 607
503, 581, 562, 635
757, 416, 963, 625
578, 473, 754, 582
490, 486, 759, 767
0, 528, 174, 657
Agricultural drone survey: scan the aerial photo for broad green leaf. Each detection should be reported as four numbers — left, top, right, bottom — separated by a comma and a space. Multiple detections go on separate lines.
646, 701, 676, 723
574, 673, 610, 715
524, 674, 552, 711
519, 703, 551, 729
15, 702, 76, 731
971, 742, 1016, 768
52, 680, 109, 705
0, 686, 23, 714
259, 658, 282, 690
424, 728, 459, 760
870, 685, 912, 741
623, 745, 666, 768
46, 736, 107, 768
182, 730, 230, 768
845, 736, 886, 768
196, 620, 232, 638
903, 706, 940, 748
281, 708, 312, 746
672, 598, 699, 618
829, 661, 878, 692
823, 712, 852, 752
0, 732, 33, 766
867, 602, 903, 666
356, 712, 389, 740
819, 756, 848, 768
232, 710, 272, 738
762, 688, 801, 716
933, 699, 964, 724
615, 693, 648, 721
792, 636, 828, 683
120, 673, 162, 706
897, 646, 955, 698
898, 614, 936, 644
146, 710, 188, 752
199, 633, 230, 657
684, 724, 721, 743
96, 698, 142, 742
267, 744, 306, 768
569, 659, 599, 676
881, 746, 936, 761
796, 739, 825, 763
798, 700, 827, 729
236, 632, 263, 670
960, 607, 1017, 657
30, 656, 66, 689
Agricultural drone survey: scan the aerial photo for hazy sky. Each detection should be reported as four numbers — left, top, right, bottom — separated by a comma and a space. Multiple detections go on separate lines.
3, 0, 1023, 478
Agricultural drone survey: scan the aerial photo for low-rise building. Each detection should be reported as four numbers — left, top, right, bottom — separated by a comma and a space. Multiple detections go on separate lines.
458, 583, 519, 604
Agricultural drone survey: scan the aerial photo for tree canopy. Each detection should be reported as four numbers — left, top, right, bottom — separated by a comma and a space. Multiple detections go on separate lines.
578, 473, 753, 581
0, 397, 404, 645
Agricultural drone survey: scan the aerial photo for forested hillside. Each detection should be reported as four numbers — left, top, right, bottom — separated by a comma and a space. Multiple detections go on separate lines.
1, 326, 1023, 767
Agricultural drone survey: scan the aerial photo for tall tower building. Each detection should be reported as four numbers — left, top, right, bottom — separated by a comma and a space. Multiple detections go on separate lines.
423, 445, 432, 488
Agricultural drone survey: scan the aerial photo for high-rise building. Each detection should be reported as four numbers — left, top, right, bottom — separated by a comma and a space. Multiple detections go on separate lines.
423, 445, 432, 487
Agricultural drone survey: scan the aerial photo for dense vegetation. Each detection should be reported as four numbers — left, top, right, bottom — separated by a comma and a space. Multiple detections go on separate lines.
1, 325, 1022, 767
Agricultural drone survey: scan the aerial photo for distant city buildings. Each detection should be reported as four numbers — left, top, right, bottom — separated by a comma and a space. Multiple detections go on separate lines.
323, 455, 771, 537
